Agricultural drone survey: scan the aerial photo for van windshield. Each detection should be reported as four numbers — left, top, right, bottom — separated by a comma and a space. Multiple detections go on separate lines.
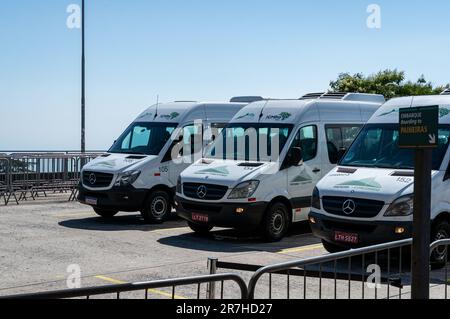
109, 122, 178, 155
205, 123, 294, 162
340, 124, 450, 170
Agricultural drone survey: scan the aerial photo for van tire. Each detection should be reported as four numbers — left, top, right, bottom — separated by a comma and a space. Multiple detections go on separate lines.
261, 202, 289, 242
94, 208, 118, 218
141, 191, 171, 223
188, 222, 213, 235
321, 239, 349, 253
431, 220, 450, 269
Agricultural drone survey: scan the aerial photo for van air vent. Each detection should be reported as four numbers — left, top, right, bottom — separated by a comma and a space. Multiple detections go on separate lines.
299, 92, 326, 100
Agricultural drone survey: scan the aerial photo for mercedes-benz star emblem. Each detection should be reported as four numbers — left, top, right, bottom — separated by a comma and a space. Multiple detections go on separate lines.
89, 173, 97, 185
342, 199, 356, 215
196, 185, 207, 199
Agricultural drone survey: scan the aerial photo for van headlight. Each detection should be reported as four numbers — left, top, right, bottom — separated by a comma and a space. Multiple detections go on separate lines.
384, 195, 414, 216
114, 170, 141, 187
228, 181, 259, 199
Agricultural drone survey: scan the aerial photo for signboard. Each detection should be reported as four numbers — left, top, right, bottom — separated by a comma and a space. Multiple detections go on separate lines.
399, 105, 439, 149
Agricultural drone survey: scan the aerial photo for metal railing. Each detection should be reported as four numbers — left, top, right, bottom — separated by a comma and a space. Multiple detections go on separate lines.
430, 239, 450, 299
246, 239, 414, 299
0, 239, 447, 299
0, 152, 102, 205
0, 273, 248, 300
241, 238, 449, 299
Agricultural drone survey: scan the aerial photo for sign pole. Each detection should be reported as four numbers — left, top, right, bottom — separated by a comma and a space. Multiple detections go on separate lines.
411, 148, 432, 299
399, 104, 438, 299
81, 0, 86, 154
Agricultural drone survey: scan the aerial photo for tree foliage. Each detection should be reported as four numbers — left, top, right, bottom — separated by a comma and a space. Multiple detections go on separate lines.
329, 69, 449, 99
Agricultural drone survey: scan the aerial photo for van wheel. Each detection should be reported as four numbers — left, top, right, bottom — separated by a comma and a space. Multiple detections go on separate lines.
261, 202, 289, 242
188, 222, 213, 235
321, 239, 348, 253
431, 220, 450, 269
141, 191, 171, 223
94, 208, 118, 218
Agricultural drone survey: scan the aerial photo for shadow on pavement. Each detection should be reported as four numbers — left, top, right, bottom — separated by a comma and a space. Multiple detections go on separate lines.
58, 212, 183, 232
157, 222, 320, 253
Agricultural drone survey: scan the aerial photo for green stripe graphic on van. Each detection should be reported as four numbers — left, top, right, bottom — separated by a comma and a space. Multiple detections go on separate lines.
266, 112, 292, 121
290, 171, 313, 184
379, 107, 450, 118
439, 107, 450, 118
236, 113, 255, 120
160, 112, 180, 120
92, 160, 116, 168
195, 166, 230, 176
334, 177, 382, 191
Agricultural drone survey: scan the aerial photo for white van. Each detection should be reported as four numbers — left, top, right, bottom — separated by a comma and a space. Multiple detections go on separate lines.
175, 93, 385, 240
78, 99, 251, 222
309, 93, 450, 265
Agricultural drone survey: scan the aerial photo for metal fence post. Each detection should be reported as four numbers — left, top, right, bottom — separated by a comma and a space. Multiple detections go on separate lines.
207, 258, 218, 299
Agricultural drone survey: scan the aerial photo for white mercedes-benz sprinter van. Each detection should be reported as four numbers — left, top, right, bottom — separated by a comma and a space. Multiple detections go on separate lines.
310, 93, 450, 265
175, 92, 385, 240
78, 99, 250, 222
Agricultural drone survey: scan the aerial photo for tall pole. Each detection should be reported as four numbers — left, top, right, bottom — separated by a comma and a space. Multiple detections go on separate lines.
411, 149, 432, 299
81, 0, 86, 154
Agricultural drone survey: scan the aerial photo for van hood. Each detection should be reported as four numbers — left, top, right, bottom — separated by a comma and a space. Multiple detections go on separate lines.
180, 159, 278, 188
82, 153, 157, 173
316, 166, 426, 204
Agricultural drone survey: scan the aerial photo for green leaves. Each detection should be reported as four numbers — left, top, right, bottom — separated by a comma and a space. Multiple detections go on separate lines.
329, 69, 449, 99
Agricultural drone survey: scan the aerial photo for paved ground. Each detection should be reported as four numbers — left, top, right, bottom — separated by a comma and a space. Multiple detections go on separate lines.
0, 196, 448, 299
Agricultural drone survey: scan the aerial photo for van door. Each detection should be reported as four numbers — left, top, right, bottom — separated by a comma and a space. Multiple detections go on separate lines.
161, 122, 204, 186
286, 125, 322, 222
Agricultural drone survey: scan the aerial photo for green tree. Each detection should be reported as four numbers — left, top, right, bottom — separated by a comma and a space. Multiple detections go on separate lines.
329, 69, 449, 99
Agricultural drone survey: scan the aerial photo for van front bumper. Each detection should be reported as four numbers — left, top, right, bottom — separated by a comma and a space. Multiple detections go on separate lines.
309, 211, 412, 248
78, 183, 147, 212
175, 196, 268, 229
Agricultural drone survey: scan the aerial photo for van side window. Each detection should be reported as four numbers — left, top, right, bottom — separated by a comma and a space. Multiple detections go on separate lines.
291, 125, 318, 162
325, 125, 362, 164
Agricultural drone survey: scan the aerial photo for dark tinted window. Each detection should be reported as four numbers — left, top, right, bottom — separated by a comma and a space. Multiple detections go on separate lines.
326, 125, 362, 164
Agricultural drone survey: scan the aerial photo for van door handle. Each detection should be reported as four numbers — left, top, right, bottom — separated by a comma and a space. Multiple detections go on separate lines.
312, 168, 321, 173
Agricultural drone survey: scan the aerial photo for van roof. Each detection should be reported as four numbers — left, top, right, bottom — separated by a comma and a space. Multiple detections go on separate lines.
134, 101, 246, 123
230, 93, 384, 125
441, 88, 450, 95
368, 95, 450, 124
299, 92, 385, 104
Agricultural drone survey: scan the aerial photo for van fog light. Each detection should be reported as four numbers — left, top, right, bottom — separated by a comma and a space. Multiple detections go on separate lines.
309, 216, 317, 224
395, 227, 406, 234
235, 208, 245, 214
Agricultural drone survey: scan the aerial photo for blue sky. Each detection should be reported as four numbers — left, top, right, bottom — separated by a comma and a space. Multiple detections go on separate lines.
1, 0, 449, 150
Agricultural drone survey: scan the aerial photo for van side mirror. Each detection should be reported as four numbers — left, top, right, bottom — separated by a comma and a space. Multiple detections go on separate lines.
287, 147, 303, 167
337, 147, 347, 163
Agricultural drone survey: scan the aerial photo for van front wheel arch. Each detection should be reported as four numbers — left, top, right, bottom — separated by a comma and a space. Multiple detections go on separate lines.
431, 219, 450, 269
260, 201, 290, 242
141, 190, 171, 224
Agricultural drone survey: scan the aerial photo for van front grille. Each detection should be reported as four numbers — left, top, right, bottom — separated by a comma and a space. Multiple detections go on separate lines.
83, 171, 114, 188
322, 196, 384, 218
183, 183, 228, 200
